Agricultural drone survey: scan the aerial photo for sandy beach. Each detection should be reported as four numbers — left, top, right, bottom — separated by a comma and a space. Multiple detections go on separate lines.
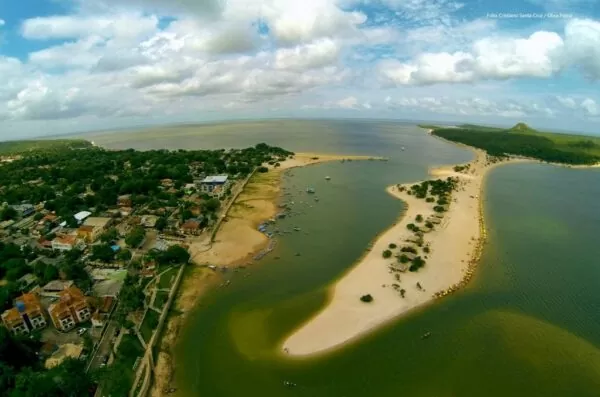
282, 149, 521, 356
189, 153, 383, 268
151, 152, 379, 396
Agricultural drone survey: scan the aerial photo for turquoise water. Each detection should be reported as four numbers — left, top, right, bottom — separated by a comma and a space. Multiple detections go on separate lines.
92, 121, 600, 396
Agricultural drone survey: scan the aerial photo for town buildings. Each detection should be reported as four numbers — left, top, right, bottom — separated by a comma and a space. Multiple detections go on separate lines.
1, 293, 47, 335
48, 286, 92, 332
180, 219, 201, 235
76, 217, 112, 242
199, 175, 229, 197
51, 235, 83, 251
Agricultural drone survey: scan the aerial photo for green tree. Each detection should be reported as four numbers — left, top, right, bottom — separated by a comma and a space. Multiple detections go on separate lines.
155, 217, 167, 231
100, 227, 118, 243
382, 250, 392, 259
91, 244, 116, 262
0, 207, 17, 221
202, 198, 221, 212
125, 226, 146, 248
360, 294, 373, 303
157, 245, 190, 265
42, 264, 59, 284
3, 258, 29, 282
95, 361, 131, 397
180, 209, 193, 221
117, 249, 132, 262
416, 214, 423, 222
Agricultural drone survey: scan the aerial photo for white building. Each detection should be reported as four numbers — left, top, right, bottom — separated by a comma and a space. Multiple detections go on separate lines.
199, 175, 229, 197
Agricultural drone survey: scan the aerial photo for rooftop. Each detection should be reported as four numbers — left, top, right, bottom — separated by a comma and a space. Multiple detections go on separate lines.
201, 175, 228, 183
42, 280, 74, 292
77, 225, 95, 233
181, 220, 201, 230
49, 286, 88, 315
83, 217, 111, 228
74, 211, 92, 221
17, 273, 37, 286
93, 279, 124, 297
53, 235, 77, 245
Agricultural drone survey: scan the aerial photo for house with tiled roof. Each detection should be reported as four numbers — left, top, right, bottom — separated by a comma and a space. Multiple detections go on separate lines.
48, 286, 91, 332
51, 235, 84, 251
1, 293, 47, 335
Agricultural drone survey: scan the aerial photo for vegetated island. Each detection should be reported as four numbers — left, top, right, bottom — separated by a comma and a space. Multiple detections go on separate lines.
429, 122, 600, 165
282, 122, 600, 357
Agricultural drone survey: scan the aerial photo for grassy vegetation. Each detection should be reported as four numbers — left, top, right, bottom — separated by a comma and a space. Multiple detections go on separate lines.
431, 123, 600, 165
97, 333, 145, 396
417, 124, 443, 130
158, 267, 178, 289
154, 290, 169, 309
0, 139, 92, 155
140, 309, 160, 343
118, 333, 144, 369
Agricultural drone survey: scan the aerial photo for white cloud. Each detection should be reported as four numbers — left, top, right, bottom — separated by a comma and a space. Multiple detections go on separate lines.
556, 96, 577, 109
29, 36, 105, 68
380, 31, 564, 85
275, 39, 340, 70
385, 95, 556, 119
380, 19, 600, 86
580, 98, 599, 116
554, 95, 599, 117
266, 1, 366, 45
337, 96, 359, 109
2, 0, 600, 137
561, 19, 600, 80
22, 14, 158, 40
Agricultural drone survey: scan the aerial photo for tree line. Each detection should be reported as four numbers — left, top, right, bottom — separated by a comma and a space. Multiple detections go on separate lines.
432, 127, 600, 165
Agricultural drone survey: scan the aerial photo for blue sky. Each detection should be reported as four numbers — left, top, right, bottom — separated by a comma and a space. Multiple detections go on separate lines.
0, 0, 599, 139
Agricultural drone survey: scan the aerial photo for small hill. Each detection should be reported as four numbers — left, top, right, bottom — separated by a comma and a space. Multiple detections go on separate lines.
509, 123, 537, 134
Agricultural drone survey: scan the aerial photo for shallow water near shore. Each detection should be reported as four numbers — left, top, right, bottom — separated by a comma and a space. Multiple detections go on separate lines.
91, 121, 600, 396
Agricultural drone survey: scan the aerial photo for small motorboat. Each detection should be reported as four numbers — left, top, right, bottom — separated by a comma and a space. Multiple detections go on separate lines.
325, 176, 331, 180
401, 146, 405, 151
421, 331, 432, 339
306, 187, 315, 194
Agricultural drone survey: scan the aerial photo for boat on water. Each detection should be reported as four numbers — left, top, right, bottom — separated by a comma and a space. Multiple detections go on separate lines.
421, 331, 431, 339
306, 187, 315, 194
401, 146, 405, 151
325, 176, 331, 180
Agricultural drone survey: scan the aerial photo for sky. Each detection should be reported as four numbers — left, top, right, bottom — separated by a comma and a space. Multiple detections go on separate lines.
0, 0, 599, 139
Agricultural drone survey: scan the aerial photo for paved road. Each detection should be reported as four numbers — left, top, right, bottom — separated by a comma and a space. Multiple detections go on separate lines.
89, 320, 118, 370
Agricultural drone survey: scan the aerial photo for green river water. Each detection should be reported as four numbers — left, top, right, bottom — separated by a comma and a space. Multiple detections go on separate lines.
89, 121, 600, 397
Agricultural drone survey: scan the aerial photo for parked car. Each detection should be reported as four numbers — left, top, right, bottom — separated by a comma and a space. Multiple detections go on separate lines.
77, 328, 87, 336
100, 355, 109, 367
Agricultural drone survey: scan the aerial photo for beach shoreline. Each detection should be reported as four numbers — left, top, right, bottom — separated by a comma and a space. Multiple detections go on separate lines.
282, 128, 596, 357
150, 152, 382, 396
281, 146, 530, 357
